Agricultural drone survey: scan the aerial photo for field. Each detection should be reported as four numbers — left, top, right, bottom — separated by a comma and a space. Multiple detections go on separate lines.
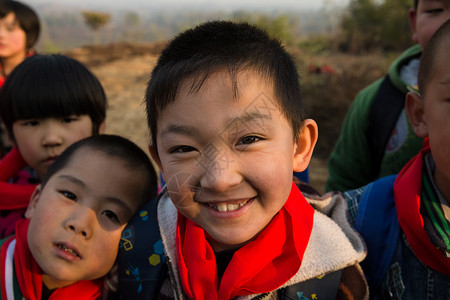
66, 42, 391, 193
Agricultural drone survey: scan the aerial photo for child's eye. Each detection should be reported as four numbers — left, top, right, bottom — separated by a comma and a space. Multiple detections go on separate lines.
62, 117, 78, 123
60, 190, 77, 201
6, 24, 18, 31
102, 210, 121, 224
169, 145, 196, 153
22, 120, 39, 127
425, 8, 444, 14
237, 135, 262, 145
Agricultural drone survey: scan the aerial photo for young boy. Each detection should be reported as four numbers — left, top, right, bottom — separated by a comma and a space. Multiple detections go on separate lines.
326, 0, 450, 192
345, 19, 450, 299
0, 0, 40, 156
118, 20, 368, 299
0, 134, 158, 299
0, 54, 107, 238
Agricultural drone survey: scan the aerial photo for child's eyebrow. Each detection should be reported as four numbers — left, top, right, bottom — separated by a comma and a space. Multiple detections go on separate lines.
225, 111, 273, 127
160, 124, 199, 139
421, 0, 443, 4
58, 174, 86, 189
56, 174, 133, 216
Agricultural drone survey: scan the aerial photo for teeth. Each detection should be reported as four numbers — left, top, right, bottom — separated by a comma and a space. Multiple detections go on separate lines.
58, 244, 79, 257
217, 203, 228, 212
209, 200, 248, 212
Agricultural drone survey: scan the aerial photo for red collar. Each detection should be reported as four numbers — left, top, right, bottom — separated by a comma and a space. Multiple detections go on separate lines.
394, 139, 450, 275
176, 182, 315, 300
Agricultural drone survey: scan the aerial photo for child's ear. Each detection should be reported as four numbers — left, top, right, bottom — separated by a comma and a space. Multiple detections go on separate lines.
293, 119, 318, 173
98, 121, 106, 134
408, 8, 418, 43
25, 185, 42, 219
405, 91, 428, 138
148, 143, 163, 175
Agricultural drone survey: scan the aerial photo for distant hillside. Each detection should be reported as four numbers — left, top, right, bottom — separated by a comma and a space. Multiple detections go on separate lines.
34, 3, 343, 52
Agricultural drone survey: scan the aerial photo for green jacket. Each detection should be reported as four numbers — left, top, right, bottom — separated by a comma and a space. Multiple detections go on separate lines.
326, 45, 424, 192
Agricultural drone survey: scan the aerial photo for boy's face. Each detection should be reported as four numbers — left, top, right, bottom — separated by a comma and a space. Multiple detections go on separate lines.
12, 115, 95, 179
0, 13, 27, 61
406, 38, 450, 200
151, 70, 316, 252
409, 0, 450, 49
25, 148, 146, 290
420, 39, 450, 200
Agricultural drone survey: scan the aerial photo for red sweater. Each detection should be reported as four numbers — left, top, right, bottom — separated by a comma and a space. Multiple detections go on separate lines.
0, 148, 37, 238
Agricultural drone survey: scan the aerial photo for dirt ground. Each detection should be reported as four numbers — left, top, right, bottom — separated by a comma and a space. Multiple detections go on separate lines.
66, 42, 329, 193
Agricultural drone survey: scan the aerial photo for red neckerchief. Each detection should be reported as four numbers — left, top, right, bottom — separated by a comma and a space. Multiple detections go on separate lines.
394, 138, 450, 275
176, 182, 315, 300
0, 147, 37, 209
0, 219, 103, 300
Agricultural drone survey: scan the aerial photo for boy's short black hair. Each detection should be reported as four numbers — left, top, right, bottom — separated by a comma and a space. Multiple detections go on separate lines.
0, 54, 107, 142
417, 19, 450, 95
41, 134, 158, 206
145, 20, 304, 153
0, 0, 40, 50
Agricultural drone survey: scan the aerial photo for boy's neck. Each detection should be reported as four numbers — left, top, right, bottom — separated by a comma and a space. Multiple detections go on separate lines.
41, 283, 55, 300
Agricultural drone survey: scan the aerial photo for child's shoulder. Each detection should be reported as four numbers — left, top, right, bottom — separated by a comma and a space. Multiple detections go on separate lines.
302, 191, 366, 271
117, 197, 167, 299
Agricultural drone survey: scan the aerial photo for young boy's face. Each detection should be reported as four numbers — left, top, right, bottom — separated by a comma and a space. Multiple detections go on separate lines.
0, 13, 27, 61
409, 0, 450, 49
151, 70, 316, 252
12, 115, 96, 179
25, 148, 145, 289
420, 38, 450, 200
407, 37, 450, 201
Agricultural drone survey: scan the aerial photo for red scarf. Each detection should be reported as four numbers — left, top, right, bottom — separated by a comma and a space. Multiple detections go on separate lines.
394, 139, 450, 275
176, 182, 315, 300
0, 147, 37, 209
0, 219, 103, 300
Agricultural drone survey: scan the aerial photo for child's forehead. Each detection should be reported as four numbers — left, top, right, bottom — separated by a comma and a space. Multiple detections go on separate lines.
177, 70, 275, 100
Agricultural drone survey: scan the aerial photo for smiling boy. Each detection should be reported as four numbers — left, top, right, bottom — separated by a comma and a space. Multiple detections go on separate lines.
119, 20, 368, 300
0, 134, 158, 299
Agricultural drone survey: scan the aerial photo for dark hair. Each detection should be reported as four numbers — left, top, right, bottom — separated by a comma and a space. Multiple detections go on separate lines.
417, 19, 450, 96
0, 0, 40, 50
41, 134, 158, 206
414, 0, 418, 10
0, 54, 107, 142
145, 20, 304, 153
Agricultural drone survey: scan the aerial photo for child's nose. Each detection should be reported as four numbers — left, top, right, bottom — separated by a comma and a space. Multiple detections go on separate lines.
64, 207, 95, 239
41, 126, 63, 147
199, 148, 241, 192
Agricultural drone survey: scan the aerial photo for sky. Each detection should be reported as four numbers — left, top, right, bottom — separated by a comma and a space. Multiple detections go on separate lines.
27, 0, 351, 11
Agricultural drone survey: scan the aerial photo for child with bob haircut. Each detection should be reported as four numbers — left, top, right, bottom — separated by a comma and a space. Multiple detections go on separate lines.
0, 134, 158, 299
345, 19, 450, 299
0, 0, 41, 156
118, 20, 368, 300
0, 54, 107, 238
